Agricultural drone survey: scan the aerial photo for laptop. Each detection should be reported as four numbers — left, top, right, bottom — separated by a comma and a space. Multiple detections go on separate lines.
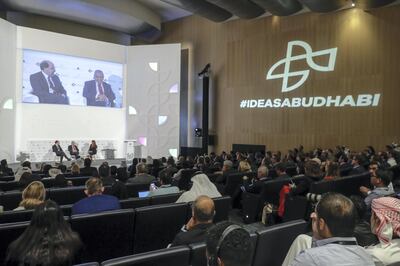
138, 191, 150, 198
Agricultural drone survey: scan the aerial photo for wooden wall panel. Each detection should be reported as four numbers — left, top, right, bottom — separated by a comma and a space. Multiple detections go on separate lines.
158, 6, 400, 153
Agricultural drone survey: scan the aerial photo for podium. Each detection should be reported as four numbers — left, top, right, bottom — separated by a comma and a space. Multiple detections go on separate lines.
101, 149, 116, 160
124, 140, 141, 161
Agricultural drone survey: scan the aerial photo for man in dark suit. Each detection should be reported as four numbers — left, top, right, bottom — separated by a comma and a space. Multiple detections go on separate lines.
126, 163, 155, 184
241, 165, 270, 194
52, 140, 71, 163
67, 141, 80, 159
170, 195, 214, 246
83, 70, 115, 107
29, 60, 69, 104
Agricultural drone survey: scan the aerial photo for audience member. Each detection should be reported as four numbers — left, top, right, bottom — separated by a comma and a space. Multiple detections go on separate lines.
284, 193, 375, 266
176, 173, 221, 203
18, 172, 39, 190
275, 162, 290, 179
360, 169, 394, 210
14, 161, 32, 181
126, 162, 155, 184
206, 221, 253, 266
70, 163, 81, 177
158, 157, 178, 180
72, 177, 120, 215
324, 161, 340, 181
54, 174, 72, 188
99, 163, 127, 199
349, 155, 367, 176
215, 160, 237, 185
241, 165, 269, 194
170, 195, 215, 246
6, 200, 82, 266
128, 158, 139, 177
0, 159, 14, 176
148, 174, 179, 197
14, 181, 46, 211
365, 197, 400, 265
80, 158, 98, 177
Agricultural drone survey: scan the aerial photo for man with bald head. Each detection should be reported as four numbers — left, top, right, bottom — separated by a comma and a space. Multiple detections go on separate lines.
170, 195, 215, 246
83, 69, 116, 107
30, 60, 69, 104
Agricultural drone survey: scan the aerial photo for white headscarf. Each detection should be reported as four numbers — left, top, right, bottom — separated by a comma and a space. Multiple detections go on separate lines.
176, 173, 221, 203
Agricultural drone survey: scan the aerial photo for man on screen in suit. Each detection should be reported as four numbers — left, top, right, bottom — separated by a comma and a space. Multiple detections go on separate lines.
82, 70, 116, 107
29, 60, 69, 104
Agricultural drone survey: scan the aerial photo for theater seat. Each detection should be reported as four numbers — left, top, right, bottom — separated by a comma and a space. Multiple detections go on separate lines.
0, 209, 34, 223
0, 191, 22, 211
71, 209, 135, 262
0, 176, 14, 182
0, 181, 20, 192
101, 246, 191, 266
150, 192, 183, 205
126, 183, 151, 198
189, 242, 207, 266
133, 203, 189, 254
48, 186, 86, 205
252, 220, 308, 266
74, 263, 100, 266
67, 176, 90, 186
0, 221, 30, 265
120, 197, 150, 209
212, 196, 231, 223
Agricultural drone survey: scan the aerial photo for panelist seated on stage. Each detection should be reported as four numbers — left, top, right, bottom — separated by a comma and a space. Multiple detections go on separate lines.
88, 140, 97, 157
29, 60, 69, 105
83, 70, 115, 107
52, 140, 71, 163
67, 141, 80, 159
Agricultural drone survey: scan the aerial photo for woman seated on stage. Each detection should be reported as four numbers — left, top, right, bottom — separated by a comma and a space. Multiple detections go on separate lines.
88, 140, 97, 158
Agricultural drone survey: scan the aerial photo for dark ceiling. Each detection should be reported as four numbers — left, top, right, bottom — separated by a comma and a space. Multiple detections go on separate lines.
0, 0, 399, 43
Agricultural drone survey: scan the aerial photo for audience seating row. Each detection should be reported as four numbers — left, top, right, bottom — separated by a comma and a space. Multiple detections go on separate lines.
0, 197, 232, 264
241, 175, 308, 223
0, 192, 230, 224
0, 182, 153, 210
72, 219, 308, 266
309, 172, 371, 196
0, 176, 92, 192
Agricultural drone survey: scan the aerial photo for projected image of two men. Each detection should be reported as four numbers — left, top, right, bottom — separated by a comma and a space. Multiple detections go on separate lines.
22, 49, 123, 108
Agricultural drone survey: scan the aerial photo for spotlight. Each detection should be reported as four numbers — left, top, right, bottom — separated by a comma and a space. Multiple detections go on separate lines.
351, 1, 355, 7
194, 128, 202, 137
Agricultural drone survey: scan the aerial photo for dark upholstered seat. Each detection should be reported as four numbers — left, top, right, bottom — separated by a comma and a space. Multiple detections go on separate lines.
188, 242, 207, 266
133, 203, 189, 254
252, 219, 308, 266
71, 209, 135, 262
101, 246, 190, 266
48, 186, 86, 205
0, 221, 30, 265
0, 209, 34, 223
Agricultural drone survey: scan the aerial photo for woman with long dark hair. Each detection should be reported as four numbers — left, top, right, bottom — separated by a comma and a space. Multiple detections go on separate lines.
6, 200, 82, 266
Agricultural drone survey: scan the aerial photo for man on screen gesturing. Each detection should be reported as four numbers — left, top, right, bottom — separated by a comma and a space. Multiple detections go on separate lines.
30, 60, 69, 105
83, 70, 115, 107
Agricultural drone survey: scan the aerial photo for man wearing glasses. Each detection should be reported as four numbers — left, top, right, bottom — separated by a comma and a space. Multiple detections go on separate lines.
290, 193, 374, 266
359, 169, 394, 209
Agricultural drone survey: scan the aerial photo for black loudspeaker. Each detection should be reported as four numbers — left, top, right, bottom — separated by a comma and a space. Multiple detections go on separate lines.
208, 135, 216, 146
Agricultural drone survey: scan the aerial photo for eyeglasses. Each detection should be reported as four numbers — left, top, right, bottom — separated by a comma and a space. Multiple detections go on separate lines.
369, 166, 378, 170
